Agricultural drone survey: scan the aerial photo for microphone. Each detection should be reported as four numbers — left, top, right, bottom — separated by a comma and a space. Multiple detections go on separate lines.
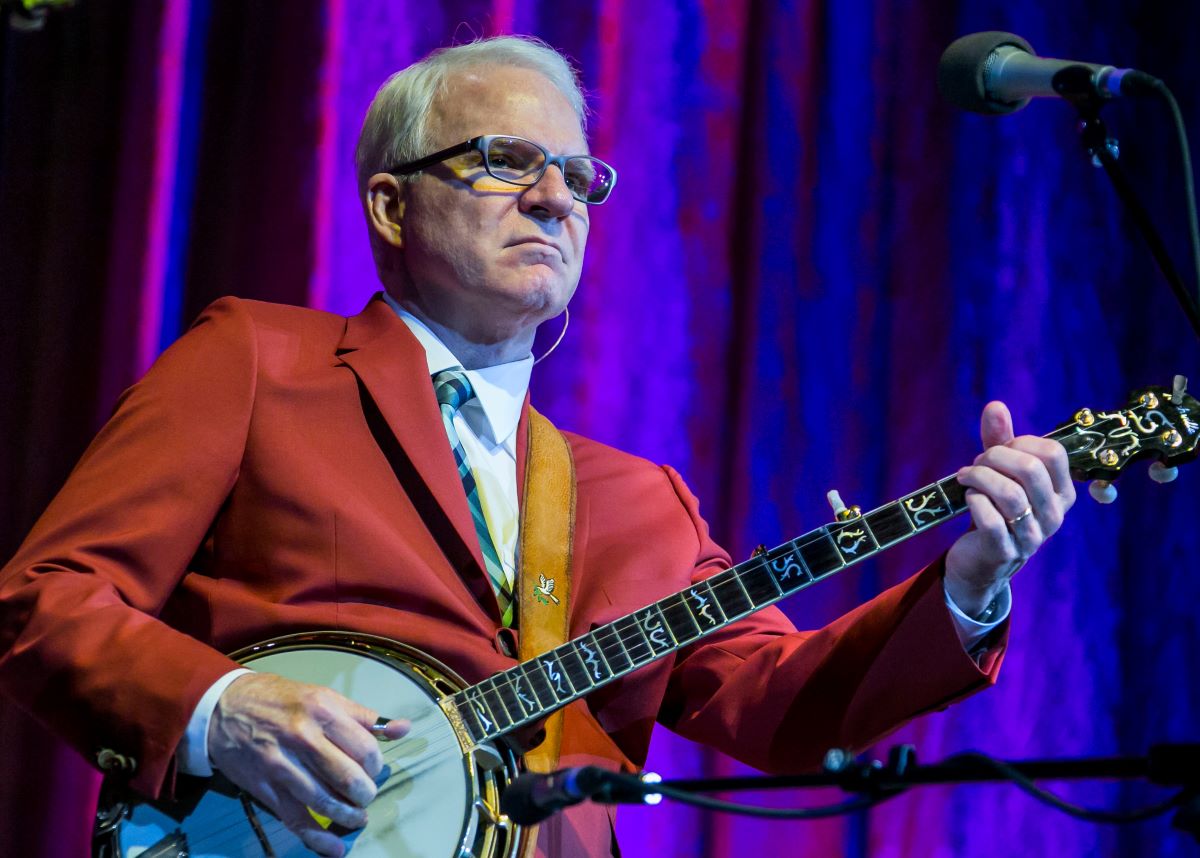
500, 766, 630, 824
937, 31, 1161, 115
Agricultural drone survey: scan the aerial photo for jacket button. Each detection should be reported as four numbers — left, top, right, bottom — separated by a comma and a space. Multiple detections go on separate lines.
495, 627, 519, 658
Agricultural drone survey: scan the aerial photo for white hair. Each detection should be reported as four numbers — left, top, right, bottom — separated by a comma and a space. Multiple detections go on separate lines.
354, 35, 588, 196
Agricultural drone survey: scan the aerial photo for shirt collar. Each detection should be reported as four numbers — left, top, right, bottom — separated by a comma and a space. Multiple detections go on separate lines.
382, 292, 531, 452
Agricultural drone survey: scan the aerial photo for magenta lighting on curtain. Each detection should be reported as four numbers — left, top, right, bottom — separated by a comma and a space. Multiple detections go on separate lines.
1, 2, 1198, 857
136, 0, 189, 371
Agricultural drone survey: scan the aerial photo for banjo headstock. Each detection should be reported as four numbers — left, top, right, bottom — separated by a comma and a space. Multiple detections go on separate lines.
1055, 376, 1198, 499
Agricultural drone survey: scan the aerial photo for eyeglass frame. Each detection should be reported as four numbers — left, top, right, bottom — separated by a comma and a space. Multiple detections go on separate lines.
385, 134, 618, 205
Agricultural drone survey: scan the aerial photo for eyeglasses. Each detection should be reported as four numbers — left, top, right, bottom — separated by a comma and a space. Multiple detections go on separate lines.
387, 134, 617, 205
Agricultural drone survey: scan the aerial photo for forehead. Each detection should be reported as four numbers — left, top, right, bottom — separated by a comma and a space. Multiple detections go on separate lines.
428, 65, 587, 153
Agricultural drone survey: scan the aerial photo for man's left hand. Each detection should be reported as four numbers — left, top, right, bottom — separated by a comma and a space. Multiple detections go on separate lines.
945, 401, 1077, 618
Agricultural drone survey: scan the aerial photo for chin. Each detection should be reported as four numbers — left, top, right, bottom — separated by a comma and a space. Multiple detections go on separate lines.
502, 271, 573, 318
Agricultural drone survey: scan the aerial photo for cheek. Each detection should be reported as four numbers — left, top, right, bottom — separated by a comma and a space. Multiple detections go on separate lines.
408, 207, 476, 270
567, 213, 589, 262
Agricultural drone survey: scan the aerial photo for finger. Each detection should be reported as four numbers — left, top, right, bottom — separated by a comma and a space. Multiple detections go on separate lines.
969, 446, 1056, 516
276, 799, 347, 858
1008, 435, 1076, 503
964, 490, 1017, 560
297, 733, 381, 809
965, 489, 1042, 561
276, 801, 347, 858
315, 704, 388, 781
238, 762, 349, 857
372, 718, 411, 741
981, 400, 1015, 450
298, 828, 346, 858
276, 747, 372, 829
956, 461, 1035, 522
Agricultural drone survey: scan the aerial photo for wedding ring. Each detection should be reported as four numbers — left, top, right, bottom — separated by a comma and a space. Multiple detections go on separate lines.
1005, 506, 1033, 528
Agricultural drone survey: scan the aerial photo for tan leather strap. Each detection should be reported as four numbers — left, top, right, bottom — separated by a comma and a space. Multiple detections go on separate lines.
516, 406, 576, 777
514, 407, 576, 858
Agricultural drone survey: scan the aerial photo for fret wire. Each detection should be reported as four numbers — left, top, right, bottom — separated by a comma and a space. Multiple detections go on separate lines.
865, 503, 914, 546
730, 569, 755, 606
511, 665, 541, 715
685, 579, 726, 630
738, 556, 783, 600
678, 587, 703, 628
537, 650, 574, 701
574, 636, 610, 684
654, 603, 678, 646
467, 687, 502, 737
584, 630, 615, 675
483, 676, 519, 723
829, 519, 876, 563
634, 604, 676, 654
481, 680, 516, 729
764, 542, 811, 591
520, 660, 556, 709
659, 592, 702, 643
797, 530, 845, 578
707, 570, 752, 620
931, 480, 960, 513
594, 621, 633, 674
900, 483, 951, 532
618, 614, 656, 665
862, 517, 881, 551
612, 622, 635, 666
454, 692, 484, 740
554, 643, 595, 692
480, 664, 539, 729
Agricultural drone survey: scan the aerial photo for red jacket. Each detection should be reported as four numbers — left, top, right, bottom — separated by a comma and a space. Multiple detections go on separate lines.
0, 295, 1003, 856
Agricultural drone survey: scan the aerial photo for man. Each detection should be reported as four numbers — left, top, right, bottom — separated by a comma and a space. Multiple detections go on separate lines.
0, 36, 1074, 857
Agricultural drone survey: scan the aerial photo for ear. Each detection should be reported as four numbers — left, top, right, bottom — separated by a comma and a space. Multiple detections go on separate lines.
366, 173, 407, 249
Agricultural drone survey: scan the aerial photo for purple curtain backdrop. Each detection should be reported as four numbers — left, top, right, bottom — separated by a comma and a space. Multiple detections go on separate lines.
2, 1, 1198, 856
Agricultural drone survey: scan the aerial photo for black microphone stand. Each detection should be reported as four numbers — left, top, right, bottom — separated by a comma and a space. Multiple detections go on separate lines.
593, 743, 1200, 845
1052, 65, 1200, 340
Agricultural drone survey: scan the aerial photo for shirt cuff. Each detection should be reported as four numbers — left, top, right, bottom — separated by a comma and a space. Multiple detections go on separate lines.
176, 668, 254, 776
944, 582, 1012, 652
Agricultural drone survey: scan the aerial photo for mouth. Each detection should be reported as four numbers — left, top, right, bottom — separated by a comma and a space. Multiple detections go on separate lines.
508, 238, 565, 262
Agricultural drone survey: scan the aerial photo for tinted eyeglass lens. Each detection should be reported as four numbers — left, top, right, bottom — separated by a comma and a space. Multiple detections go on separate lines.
484, 137, 544, 183
564, 158, 614, 204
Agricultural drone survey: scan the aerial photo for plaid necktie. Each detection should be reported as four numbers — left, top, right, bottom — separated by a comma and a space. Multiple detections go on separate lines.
432, 369, 515, 626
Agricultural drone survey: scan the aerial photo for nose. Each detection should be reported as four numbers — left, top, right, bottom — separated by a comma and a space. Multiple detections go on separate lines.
519, 164, 576, 220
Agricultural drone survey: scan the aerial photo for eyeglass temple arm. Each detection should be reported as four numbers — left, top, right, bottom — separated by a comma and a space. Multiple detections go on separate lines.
385, 138, 482, 176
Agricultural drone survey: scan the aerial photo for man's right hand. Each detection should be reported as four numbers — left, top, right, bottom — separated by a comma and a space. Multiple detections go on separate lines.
208, 673, 409, 857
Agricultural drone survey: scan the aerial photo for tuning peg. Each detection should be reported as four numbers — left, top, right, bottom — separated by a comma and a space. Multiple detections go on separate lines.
1149, 461, 1179, 484
826, 489, 862, 521
1088, 480, 1118, 503
1173, 375, 1188, 401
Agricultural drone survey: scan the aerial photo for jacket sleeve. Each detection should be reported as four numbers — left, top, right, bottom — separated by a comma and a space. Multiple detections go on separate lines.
654, 465, 1006, 774
0, 298, 260, 797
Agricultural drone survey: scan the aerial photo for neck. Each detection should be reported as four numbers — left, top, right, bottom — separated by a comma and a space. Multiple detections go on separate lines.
394, 296, 536, 370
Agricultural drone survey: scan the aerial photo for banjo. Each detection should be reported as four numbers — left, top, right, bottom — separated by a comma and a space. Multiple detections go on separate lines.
93, 381, 1198, 858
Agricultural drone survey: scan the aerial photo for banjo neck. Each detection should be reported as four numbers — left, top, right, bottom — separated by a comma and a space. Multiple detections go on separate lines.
445, 380, 1198, 747
447, 471, 969, 745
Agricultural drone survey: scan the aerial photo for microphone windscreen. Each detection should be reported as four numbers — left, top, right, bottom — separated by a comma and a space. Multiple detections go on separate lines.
937, 31, 1035, 114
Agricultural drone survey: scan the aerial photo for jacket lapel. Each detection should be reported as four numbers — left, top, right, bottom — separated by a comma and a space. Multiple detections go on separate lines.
336, 295, 496, 614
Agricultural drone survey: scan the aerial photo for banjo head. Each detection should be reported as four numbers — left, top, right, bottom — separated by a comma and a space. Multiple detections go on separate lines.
98, 631, 524, 858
